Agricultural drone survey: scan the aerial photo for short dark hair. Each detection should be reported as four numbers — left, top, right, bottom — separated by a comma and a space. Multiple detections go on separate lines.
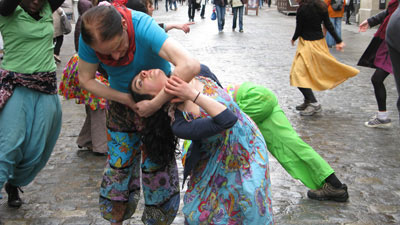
81, 5, 124, 46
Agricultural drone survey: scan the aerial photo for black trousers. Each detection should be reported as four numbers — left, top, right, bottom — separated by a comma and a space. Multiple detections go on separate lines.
298, 87, 317, 103
53, 35, 64, 56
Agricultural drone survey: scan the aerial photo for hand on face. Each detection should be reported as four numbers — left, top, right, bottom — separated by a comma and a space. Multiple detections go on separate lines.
165, 76, 198, 102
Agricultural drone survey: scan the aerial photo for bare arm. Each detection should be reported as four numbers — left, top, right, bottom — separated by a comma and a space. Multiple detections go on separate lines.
78, 58, 136, 109
134, 37, 201, 117
165, 22, 194, 33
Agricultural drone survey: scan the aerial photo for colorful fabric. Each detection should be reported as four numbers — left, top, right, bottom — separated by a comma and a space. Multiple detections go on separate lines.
290, 37, 359, 91
99, 101, 179, 223
180, 77, 273, 224
100, 129, 180, 223
95, 5, 136, 67
0, 87, 62, 196
0, 2, 56, 74
0, 70, 57, 109
78, 10, 170, 93
375, 0, 399, 40
233, 82, 334, 190
58, 54, 109, 110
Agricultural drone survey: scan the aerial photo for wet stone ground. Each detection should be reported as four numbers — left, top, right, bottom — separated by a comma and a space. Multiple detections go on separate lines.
1, 3, 400, 225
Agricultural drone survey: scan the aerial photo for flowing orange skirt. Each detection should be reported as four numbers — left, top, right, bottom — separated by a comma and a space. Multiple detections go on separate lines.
290, 37, 359, 91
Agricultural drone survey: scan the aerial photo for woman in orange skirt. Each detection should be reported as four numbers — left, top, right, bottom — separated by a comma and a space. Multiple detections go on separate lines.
290, 0, 359, 116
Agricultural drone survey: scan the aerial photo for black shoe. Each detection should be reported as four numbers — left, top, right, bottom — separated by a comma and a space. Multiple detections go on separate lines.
346, 22, 351, 25
5, 182, 23, 208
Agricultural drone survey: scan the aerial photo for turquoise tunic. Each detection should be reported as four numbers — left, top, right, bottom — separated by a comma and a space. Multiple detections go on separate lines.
180, 77, 274, 225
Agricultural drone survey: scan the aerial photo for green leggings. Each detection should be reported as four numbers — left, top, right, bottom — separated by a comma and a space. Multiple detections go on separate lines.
235, 82, 334, 190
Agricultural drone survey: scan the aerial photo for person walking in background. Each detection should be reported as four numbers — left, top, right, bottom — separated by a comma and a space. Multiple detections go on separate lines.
52, 7, 64, 63
324, 0, 345, 48
345, 0, 353, 24
200, 0, 207, 19
0, 0, 63, 208
267, 0, 271, 7
214, 0, 227, 32
188, 0, 196, 21
291, 0, 359, 116
386, 0, 400, 124
230, 0, 245, 32
358, 0, 399, 128
170, 0, 177, 10
165, 0, 170, 11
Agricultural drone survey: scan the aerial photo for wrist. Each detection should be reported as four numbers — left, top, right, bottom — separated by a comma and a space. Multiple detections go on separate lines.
193, 91, 201, 103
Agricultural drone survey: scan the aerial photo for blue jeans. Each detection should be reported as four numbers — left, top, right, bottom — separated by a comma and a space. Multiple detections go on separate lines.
215, 5, 226, 31
325, 17, 342, 47
232, 6, 244, 31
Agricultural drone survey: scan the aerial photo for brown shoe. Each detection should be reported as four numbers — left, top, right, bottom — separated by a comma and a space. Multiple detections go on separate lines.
307, 183, 349, 202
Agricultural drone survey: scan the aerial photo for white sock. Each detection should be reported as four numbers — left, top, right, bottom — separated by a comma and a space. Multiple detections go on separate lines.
377, 111, 388, 120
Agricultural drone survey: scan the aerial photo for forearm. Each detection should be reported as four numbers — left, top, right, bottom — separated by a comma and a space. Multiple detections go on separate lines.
193, 93, 227, 117
79, 78, 132, 105
0, 0, 21, 16
367, 10, 388, 27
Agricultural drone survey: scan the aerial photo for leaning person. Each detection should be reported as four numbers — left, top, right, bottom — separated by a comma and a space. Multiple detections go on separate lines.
130, 70, 274, 224
0, 0, 63, 208
77, 3, 200, 225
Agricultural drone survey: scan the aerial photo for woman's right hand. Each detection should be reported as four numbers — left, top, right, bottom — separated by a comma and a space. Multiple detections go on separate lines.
165, 76, 198, 102
359, 20, 370, 32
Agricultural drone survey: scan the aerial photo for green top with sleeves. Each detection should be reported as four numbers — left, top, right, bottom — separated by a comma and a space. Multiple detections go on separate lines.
0, 2, 56, 74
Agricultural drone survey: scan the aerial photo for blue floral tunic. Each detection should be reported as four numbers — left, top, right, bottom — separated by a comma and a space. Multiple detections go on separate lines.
175, 76, 274, 225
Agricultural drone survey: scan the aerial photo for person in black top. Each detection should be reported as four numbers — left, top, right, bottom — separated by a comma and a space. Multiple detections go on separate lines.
290, 0, 359, 116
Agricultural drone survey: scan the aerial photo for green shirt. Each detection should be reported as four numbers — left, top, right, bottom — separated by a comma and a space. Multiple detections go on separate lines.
0, 2, 56, 73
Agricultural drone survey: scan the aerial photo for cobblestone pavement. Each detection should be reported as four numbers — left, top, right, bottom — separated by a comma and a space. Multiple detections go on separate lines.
1, 3, 400, 225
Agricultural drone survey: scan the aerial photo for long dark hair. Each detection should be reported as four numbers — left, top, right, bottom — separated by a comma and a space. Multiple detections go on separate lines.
301, 0, 328, 13
129, 79, 179, 165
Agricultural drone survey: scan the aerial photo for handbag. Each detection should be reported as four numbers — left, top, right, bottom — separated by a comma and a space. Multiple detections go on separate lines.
211, 7, 216, 20
60, 11, 72, 35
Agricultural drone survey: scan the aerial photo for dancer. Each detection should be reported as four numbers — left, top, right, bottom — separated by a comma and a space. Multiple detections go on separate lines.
0, 0, 63, 207
358, 0, 399, 128
78, 3, 200, 224
131, 64, 350, 202
291, 0, 359, 116
130, 69, 274, 224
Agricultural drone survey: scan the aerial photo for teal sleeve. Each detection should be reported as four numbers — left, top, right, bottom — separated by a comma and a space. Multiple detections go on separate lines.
78, 35, 100, 64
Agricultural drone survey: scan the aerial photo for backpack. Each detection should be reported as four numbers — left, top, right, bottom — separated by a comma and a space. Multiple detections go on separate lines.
331, 0, 344, 11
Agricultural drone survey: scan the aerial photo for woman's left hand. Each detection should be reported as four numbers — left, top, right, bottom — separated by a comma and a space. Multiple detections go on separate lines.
165, 76, 197, 102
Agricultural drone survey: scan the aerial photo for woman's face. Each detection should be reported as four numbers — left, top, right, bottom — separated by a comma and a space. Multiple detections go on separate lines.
20, 0, 46, 14
131, 69, 167, 96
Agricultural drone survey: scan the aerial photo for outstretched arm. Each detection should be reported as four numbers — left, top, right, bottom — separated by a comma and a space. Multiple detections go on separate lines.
165, 22, 195, 33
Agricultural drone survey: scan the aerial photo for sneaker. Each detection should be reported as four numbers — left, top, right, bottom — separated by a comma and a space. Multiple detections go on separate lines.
5, 182, 23, 208
300, 103, 321, 116
307, 183, 349, 202
239, 29, 243, 33
295, 99, 311, 111
364, 115, 391, 128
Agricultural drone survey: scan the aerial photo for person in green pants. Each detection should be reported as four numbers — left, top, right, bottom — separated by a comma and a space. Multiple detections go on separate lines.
224, 81, 349, 202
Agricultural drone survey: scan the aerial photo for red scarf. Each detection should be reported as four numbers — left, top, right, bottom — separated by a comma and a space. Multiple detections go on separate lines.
375, 0, 399, 40
95, 4, 136, 66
